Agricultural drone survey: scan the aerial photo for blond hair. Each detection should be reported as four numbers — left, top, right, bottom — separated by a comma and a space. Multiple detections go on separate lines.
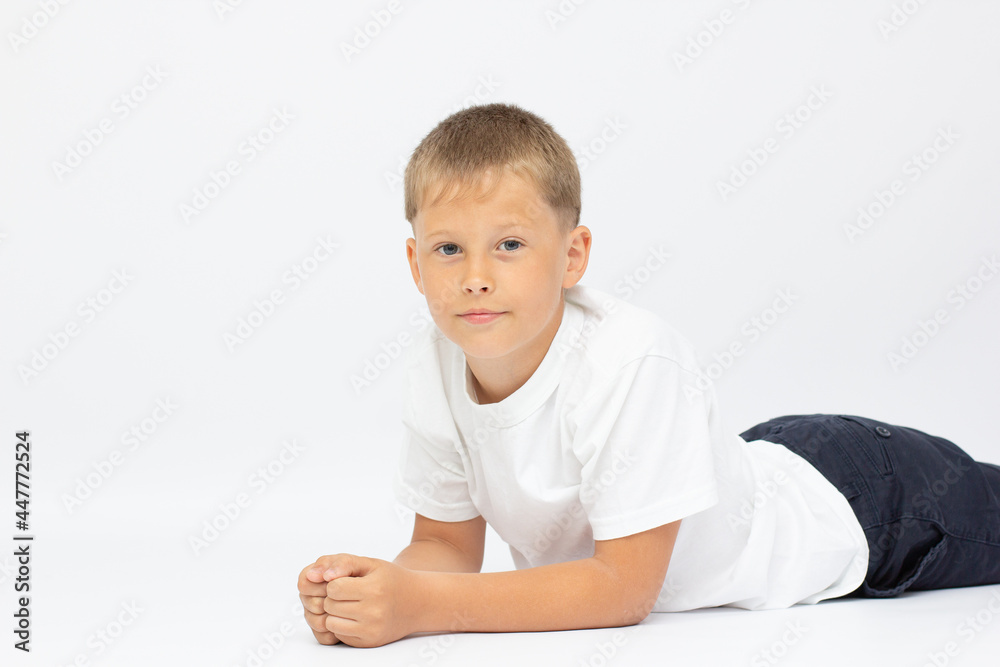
404, 103, 580, 232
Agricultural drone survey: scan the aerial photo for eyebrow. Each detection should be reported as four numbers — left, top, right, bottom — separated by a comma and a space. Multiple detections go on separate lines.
424, 222, 529, 240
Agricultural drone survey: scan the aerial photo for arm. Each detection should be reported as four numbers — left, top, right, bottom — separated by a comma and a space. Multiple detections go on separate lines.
410, 519, 681, 633
393, 513, 486, 573
314, 519, 681, 645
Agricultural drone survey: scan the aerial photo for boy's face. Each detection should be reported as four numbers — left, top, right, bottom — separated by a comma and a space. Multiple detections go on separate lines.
406, 171, 590, 369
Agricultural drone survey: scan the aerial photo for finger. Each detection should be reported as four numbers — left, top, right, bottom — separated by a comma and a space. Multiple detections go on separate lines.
326, 576, 363, 602
303, 608, 331, 634
303, 611, 340, 645
301, 561, 331, 585
317, 553, 374, 582
299, 594, 325, 615
298, 574, 328, 597
324, 597, 363, 620
324, 612, 364, 640
312, 629, 340, 646
303, 554, 357, 583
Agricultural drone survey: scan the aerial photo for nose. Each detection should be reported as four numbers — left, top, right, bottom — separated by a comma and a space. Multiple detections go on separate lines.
462, 253, 493, 294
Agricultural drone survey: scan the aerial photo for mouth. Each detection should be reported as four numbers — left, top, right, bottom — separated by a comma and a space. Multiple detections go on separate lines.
458, 310, 505, 324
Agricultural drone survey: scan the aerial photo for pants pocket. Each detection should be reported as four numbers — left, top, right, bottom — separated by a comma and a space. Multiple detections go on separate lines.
836, 415, 895, 477
858, 523, 948, 597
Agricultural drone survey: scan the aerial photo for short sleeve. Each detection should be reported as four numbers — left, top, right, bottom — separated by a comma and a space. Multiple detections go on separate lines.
392, 385, 481, 522
570, 354, 719, 541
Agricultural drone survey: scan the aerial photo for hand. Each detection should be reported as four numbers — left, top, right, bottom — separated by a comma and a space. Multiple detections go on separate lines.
300, 553, 424, 648
297, 561, 341, 645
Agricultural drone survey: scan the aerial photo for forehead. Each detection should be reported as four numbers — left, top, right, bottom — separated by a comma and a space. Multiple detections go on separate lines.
417, 172, 554, 232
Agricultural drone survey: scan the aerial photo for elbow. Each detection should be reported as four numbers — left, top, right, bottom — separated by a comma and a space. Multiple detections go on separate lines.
621, 591, 657, 626
593, 561, 659, 627
605, 598, 651, 628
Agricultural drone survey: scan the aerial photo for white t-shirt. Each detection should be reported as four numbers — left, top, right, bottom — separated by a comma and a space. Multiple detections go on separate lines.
392, 284, 869, 611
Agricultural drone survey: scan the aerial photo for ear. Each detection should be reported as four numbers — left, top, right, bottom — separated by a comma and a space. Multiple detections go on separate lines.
405, 237, 424, 295
562, 225, 592, 289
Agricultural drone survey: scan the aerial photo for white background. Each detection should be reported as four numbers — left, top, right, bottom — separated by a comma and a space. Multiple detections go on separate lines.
1, 1, 999, 665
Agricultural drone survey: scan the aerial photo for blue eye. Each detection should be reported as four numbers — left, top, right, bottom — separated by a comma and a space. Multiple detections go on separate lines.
434, 241, 521, 255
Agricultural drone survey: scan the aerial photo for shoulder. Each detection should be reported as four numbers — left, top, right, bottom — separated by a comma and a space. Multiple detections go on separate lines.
562, 284, 703, 384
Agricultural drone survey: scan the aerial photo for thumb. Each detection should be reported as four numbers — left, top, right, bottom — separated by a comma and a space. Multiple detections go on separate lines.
323, 553, 375, 581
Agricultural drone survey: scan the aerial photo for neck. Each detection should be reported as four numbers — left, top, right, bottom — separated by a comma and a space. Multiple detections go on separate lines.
466, 297, 565, 404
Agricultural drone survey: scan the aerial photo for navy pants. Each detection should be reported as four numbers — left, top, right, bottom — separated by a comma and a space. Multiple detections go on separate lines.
739, 414, 1000, 597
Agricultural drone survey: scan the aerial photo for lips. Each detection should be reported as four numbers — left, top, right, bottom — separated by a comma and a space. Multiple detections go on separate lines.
458, 310, 504, 324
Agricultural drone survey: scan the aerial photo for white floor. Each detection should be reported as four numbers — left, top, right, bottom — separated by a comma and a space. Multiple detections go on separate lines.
25, 532, 1000, 667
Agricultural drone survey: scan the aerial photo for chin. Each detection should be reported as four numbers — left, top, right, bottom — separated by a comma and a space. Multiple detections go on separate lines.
458, 337, 514, 361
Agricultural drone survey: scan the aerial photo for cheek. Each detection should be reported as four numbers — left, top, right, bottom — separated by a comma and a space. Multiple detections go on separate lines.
422, 276, 463, 314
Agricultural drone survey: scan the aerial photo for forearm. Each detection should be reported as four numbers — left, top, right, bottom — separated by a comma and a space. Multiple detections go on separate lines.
393, 539, 481, 574
409, 557, 644, 634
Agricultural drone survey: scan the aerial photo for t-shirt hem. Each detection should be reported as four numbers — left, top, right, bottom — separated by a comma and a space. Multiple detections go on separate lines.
393, 477, 481, 523
589, 486, 719, 541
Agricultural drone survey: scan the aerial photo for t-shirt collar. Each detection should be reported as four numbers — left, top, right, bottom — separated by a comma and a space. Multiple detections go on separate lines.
454, 297, 585, 428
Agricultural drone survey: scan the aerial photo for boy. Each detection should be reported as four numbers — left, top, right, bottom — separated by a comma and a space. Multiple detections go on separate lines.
297, 103, 1000, 648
